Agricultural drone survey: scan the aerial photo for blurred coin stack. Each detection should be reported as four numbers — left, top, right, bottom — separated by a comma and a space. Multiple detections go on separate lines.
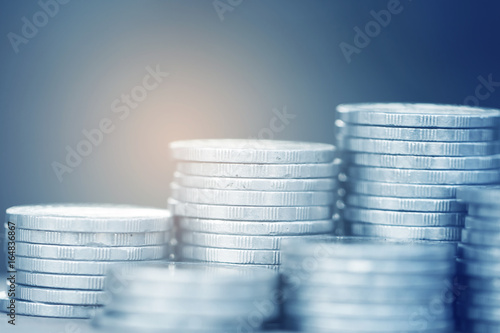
93, 262, 279, 333
1, 204, 172, 319
335, 103, 500, 241
456, 186, 500, 332
281, 236, 458, 332
168, 139, 339, 268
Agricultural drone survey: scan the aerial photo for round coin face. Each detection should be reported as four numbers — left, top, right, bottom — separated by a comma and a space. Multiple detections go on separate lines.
337, 103, 500, 128
6, 204, 172, 232
170, 139, 337, 163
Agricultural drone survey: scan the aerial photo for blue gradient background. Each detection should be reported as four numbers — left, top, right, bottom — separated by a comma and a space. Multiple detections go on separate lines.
1, 1, 500, 268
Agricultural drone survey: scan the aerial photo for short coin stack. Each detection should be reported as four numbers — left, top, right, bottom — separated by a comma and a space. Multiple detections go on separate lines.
336, 103, 500, 241
456, 186, 500, 332
169, 139, 339, 268
1, 204, 172, 319
281, 236, 458, 332
93, 262, 279, 332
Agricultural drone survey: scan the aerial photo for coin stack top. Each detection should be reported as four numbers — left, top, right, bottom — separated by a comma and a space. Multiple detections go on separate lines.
169, 139, 340, 268
2, 204, 173, 319
336, 103, 500, 241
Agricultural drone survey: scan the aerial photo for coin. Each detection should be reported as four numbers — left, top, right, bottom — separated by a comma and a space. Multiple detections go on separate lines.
467, 204, 500, 218
0, 293, 99, 318
178, 217, 333, 236
350, 223, 462, 241
343, 137, 500, 156
465, 216, 500, 231
16, 257, 162, 275
16, 271, 106, 290
457, 185, 500, 205
336, 103, 500, 128
458, 259, 500, 278
16, 242, 167, 261
182, 232, 300, 250
176, 160, 341, 178
181, 245, 281, 265
169, 199, 333, 221
343, 207, 464, 227
347, 152, 500, 170
173, 172, 338, 191
346, 194, 465, 212
464, 306, 500, 322
171, 183, 335, 206
349, 166, 500, 184
170, 139, 337, 163
462, 229, 500, 246
16, 229, 169, 246
458, 243, 500, 262
339, 123, 497, 142
16, 286, 107, 305
464, 290, 500, 307
348, 180, 462, 198
6, 204, 172, 232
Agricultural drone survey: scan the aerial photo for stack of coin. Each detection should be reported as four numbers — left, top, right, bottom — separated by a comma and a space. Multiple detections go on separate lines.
281, 236, 458, 332
93, 261, 279, 332
169, 139, 339, 268
456, 186, 500, 332
1, 204, 172, 319
335, 103, 500, 241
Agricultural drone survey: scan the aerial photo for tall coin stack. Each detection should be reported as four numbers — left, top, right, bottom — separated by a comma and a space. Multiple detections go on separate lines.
456, 186, 500, 332
1, 204, 172, 319
168, 139, 339, 268
335, 103, 500, 241
93, 262, 279, 332
281, 236, 458, 332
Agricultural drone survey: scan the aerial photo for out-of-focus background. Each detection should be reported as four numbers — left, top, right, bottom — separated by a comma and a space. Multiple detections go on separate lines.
1, 0, 500, 267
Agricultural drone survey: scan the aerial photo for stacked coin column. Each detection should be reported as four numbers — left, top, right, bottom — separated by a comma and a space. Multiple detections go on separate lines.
456, 186, 500, 332
168, 139, 339, 269
93, 262, 279, 333
1, 204, 172, 319
335, 103, 500, 241
281, 236, 458, 332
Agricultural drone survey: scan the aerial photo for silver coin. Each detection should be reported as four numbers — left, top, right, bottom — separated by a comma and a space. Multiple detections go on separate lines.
457, 185, 500, 205
182, 232, 301, 250
468, 204, 500, 218
281, 235, 457, 260
16, 286, 107, 305
176, 160, 341, 178
106, 261, 278, 285
16, 242, 167, 261
339, 123, 497, 142
347, 152, 500, 170
343, 206, 464, 227
346, 194, 465, 212
289, 285, 445, 304
288, 272, 454, 288
170, 139, 337, 163
458, 259, 500, 278
292, 316, 454, 332
462, 229, 500, 246
16, 257, 161, 275
337, 103, 500, 128
17, 271, 106, 290
170, 183, 335, 206
284, 256, 456, 275
173, 172, 338, 191
348, 179, 462, 198
285, 301, 454, 319
465, 290, 500, 307
349, 166, 500, 184
343, 137, 500, 156
6, 204, 172, 232
16, 229, 169, 246
169, 199, 332, 221
178, 217, 333, 236
0, 293, 98, 318
458, 243, 500, 262
350, 223, 462, 241
465, 216, 500, 231
181, 245, 281, 264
